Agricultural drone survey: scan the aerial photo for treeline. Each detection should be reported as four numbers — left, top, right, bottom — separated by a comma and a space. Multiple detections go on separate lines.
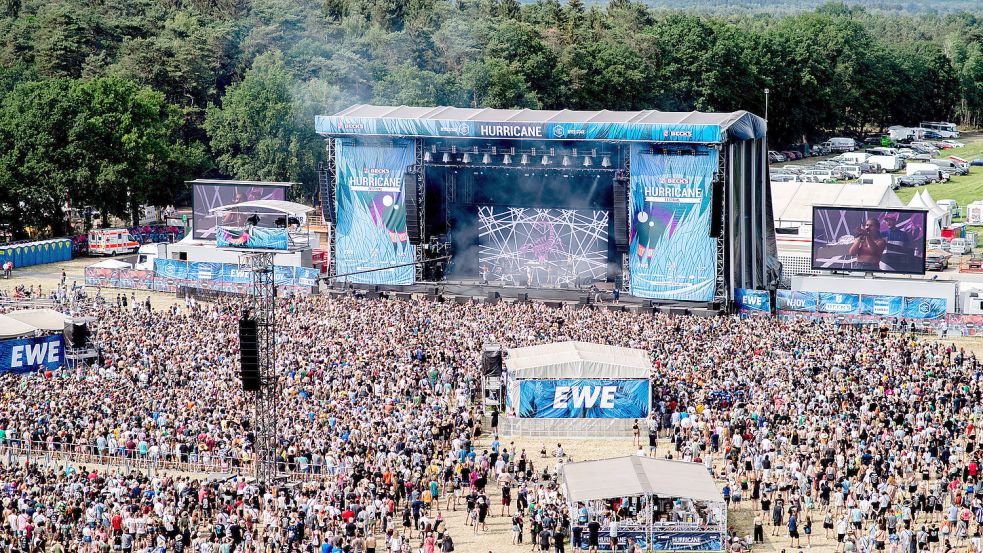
0, 0, 981, 237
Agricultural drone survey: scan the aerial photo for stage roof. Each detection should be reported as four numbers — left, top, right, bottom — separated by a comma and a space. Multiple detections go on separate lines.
209, 200, 314, 215
505, 341, 651, 379
562, 456, 724, 504
316, 104, 766, 143
5, 309, 70, 332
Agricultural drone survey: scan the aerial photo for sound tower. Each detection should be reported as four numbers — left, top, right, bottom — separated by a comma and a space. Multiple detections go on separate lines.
613, 173, 629, 252
63, 321, 90, 348
709, 178, 724, 238
482, 344, 503, 377
239, 315, 260, 392
403, 170, 422, 245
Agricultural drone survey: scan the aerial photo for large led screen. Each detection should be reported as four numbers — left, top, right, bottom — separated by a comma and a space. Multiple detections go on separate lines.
478, 206, 609, 287
192, 183, 288, 240
812, 207, 927, 274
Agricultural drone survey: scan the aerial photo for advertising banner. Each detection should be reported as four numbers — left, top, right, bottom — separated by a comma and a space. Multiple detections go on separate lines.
295, 267, 320, 287
216, 226, 289, 251
650, 532, 724, 551
0, 335, 64, 374
860, 295, 905, 317
628, 145, 718, 301
903, 297, 946, 320
735, 288, 771, 314
316, 116, 726, 143
818, 292, 861, 315
335, 140, 415, 285
776, 290, 818, 312
518, 379, 650, 419
154, 259, 188, 280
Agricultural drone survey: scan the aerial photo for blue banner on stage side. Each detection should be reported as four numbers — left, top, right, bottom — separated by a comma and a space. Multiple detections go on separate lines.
818, 292, 861, 315
575, 530, 648, 551
903, 297, 946, 320
518, 379, 650, 419
650, 532, 724, 551
628, 145, 718, 301
154, 258, 188, 280
216, 226, 289, 251
735, 289, 771, 314
220, 264, 252, 285
0, 335, 64, 374
295, 267, 320, 287
335, 140, 415, 285
860, 295, 905, 317
188, 261, 223, 282
316, 116, 728, 144
776, 290, 818, 312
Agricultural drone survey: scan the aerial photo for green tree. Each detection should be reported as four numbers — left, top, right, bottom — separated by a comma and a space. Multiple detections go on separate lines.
204, 51, 319, 196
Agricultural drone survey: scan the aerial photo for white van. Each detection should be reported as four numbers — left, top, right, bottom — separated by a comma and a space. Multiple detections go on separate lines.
858, 174, 896, 188
951, 238, 973, 255
804, 169, 837, 182
828, 137, 857, 152
839, 152, 870, 164
867, 155, 904, 172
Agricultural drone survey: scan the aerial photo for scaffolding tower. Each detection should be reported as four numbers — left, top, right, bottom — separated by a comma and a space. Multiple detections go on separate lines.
244, 252, 278, 483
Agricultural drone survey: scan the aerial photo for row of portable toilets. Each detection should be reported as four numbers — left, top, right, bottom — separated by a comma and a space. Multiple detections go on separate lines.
0, 239, 73, 268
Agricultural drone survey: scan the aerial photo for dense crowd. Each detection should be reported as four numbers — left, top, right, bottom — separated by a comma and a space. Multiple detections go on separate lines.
0, 292, 980, 553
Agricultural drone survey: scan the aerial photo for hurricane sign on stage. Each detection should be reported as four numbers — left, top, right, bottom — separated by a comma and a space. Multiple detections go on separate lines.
477, 207, 609, 287
628, 145, 718, 301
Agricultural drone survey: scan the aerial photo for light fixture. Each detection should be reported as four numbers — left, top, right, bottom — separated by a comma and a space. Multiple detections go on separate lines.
583, 156, 593, 167
424, 151, 432, 162
462, 152, 472, 163
482, 153, 491, 164
562, 156, 571, 167
601, 155, 611, 168
503, 154, 512, 165
541, 155, 550, 165
442, 152, 450, 163
520, 154, 530, 165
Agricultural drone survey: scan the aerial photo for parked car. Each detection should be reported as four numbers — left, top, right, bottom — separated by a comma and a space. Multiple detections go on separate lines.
768, 150, 787, 163
926, 251, 949, 271
782, 150, 800, 161
896, 175, 929, 187
835, 164, 862, 179
829, 137, 858, 152
928, 238, 951, 252
971, 158, 983, 167
812, 143, 832, 156
951, 237, 973, 255
770, 174, 797, 183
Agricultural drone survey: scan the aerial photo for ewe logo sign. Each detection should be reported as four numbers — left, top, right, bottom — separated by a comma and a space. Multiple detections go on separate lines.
518, 379, 649, 419
0, 335, 64, 374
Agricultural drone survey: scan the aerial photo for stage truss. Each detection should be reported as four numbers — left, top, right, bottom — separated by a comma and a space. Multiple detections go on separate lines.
243, 252, 278, 483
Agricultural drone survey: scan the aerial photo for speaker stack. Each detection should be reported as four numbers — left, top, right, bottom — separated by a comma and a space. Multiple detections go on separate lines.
482, 344, 503, 377
403, 169, 422, 245
63, 320, 91, 349
613, 172, 629, 253
238, 315, 260, 392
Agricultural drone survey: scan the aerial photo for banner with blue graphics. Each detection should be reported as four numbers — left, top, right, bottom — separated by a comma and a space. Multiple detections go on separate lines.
776, 290, 819, 312
903, 297, 946, 320
628, 145, 718, 301
153, 259, 319, 290
335, 141, 415, 285
735, 288, 771, 314
0, 335, 64, 374
650, 532, 724, 551
860, 295, 905, 317
154, 258, 188, 280
518, 379, 650, 419
818, 292, 861, 315
316, 116, 733, 143
216, 226, 289, 251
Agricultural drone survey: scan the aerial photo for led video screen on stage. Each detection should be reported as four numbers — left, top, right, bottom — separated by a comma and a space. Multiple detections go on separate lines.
192, 183, 287, 240
811, 207, 927, 274
477, 207, 609, 286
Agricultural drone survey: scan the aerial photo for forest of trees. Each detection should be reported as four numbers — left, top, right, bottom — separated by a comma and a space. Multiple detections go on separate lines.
0, 0, 980, 237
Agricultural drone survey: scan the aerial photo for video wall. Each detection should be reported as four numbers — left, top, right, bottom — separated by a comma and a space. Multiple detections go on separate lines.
477, 206, 609, 286
628, 145, 718, 301
192, 182, 288, 240
334, 141, 415, 285
812, 207, 927, 274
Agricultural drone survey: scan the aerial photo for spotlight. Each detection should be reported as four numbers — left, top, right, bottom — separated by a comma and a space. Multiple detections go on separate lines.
520, 154, 530, 165
423, 151, 432, 162
601, 155, 611, 168
442, 152, 450, 163
562, 156, 571, 167
503, 154, 512, 165
462, 152, 471, 163
583, 156, 593, 167
541, 155, 550, 166
482, 153, 491, 164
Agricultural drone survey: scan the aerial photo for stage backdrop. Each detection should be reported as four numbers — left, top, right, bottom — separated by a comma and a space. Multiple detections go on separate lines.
518, 379, 650, 419
335, 140, 415, 284
629, 146, 718, 301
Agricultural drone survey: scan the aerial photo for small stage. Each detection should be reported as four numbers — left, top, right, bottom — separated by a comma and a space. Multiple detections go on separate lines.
324, 278, 725, 317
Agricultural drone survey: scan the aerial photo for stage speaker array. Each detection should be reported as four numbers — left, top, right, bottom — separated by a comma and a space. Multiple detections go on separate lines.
403, 170, 422, 245
709, 179, 724, 238
63, 320, 90, 349
613, 174, 629, 253
238, 315, 261, 392
482, 344, 503, 377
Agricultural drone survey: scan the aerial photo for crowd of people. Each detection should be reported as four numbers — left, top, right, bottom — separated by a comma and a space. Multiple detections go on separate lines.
0, 290, 980, 553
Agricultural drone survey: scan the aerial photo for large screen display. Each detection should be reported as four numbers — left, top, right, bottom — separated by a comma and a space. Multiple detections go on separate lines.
811, 207, 927, 274
192, 183, 288, 240
478, 206, 609, 287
